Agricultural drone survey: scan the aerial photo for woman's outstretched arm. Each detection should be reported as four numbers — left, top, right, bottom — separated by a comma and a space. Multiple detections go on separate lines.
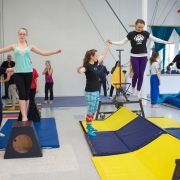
31, 45, 61, 56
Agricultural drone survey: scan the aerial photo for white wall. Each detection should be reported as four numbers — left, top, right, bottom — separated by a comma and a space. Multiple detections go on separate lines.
0, 0, 179, 96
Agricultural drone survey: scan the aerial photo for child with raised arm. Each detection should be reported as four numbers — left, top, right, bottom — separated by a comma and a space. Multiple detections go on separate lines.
77, 42, 110, 136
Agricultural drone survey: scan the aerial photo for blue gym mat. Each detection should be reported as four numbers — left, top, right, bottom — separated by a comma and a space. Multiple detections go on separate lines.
165, 128, 180, 139
0, 118, 60, 150
165, 97, 180, 108
85, 116, 166, 156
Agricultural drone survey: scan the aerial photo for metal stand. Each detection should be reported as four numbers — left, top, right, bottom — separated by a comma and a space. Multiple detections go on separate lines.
113, 49, 130, 101
95, 100, 145, 119
95, 49, 145, 119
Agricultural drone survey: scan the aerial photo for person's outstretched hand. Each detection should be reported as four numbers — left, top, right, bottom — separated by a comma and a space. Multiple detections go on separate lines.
55, 49, 62, 53
77, 65, 83, 73
107, 39, 112, 44
167, 42, 174, 44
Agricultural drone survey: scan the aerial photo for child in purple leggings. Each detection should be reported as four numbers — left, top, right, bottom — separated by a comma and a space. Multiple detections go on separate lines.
108, 19, 173, 98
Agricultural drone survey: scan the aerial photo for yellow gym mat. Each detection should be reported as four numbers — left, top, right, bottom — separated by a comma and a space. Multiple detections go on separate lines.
147, 117, 180, 129
92, 134, 180, 180
80, 106, 137, 132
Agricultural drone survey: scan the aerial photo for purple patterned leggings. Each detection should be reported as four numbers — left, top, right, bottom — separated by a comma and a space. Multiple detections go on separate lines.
131, 56, 148, 91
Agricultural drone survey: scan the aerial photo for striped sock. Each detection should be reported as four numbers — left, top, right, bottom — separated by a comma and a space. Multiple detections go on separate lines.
86, 114, 93, 125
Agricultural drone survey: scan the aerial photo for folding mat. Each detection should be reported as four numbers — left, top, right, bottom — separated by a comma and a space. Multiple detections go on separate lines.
92, 134, 180, 180
84, 116, 166, 156
0, 117, 59, 149
80, 108, 180, 179
80, 106, 138, 132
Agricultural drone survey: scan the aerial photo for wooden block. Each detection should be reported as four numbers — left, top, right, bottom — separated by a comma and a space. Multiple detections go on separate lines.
4, 121, 42, 159
18, 101, 42, 122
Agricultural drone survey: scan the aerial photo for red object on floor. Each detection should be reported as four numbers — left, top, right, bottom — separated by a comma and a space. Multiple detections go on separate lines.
178, 9, 180, 13
3, 114, 19, 118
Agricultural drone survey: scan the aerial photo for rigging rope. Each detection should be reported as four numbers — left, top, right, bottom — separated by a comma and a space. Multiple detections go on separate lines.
79, 0, 117, 62
105, 0, 128, 34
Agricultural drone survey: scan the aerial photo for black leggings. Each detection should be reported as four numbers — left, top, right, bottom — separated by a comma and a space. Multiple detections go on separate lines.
45, 82, 54, 100
14, 73, 33, 100
29, 88, 36, 102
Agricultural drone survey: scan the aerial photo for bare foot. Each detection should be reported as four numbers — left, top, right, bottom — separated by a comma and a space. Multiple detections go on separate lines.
151, 105, 160, 108
43, 101, 47, 104
49, 101, 53, 104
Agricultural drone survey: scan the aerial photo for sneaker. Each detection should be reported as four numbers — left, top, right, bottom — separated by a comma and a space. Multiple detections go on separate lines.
132, 89, 136, 96
0, 132, 5, 137
86, 124, 97, 131
87, 130, 97, 136
137, 93, 141, 99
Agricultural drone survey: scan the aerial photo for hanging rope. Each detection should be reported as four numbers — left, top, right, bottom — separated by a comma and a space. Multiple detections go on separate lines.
78, 0, 117, 62
148, 0, 178, 45
105, 0, 128, 34
148, 0, 159, 33
155, 0, 171, 24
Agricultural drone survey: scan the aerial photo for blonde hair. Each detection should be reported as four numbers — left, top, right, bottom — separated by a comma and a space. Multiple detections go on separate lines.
18, 28, 28, 43
83, 49, 97, 64
46, 60, 51, 67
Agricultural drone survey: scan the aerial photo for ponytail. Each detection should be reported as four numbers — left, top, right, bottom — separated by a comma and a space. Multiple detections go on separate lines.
83, 49, 97, 64
149, 52, 159, 65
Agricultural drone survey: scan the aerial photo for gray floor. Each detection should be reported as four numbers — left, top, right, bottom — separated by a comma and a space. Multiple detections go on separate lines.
0, 97, 180, 180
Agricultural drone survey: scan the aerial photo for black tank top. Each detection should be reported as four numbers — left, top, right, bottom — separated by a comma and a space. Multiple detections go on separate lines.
9, 74, 15, 85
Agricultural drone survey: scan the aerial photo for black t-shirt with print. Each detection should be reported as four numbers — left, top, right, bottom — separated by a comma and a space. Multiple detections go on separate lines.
127, 31, 150, 54
83, 61, 99, 92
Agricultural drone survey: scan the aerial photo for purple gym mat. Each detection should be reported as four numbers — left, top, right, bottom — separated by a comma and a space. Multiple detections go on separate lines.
35, 96, 111, 108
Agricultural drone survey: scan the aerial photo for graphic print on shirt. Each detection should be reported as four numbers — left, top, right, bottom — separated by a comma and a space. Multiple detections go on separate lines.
134, 34, 144, 44
94, 67, 98, 71
19, 50, 26, 56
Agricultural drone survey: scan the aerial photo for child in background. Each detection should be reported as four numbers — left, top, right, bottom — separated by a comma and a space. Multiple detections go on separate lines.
29, 68, 39, 102
42, 60, 53, 104
149, 52, 161, 108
